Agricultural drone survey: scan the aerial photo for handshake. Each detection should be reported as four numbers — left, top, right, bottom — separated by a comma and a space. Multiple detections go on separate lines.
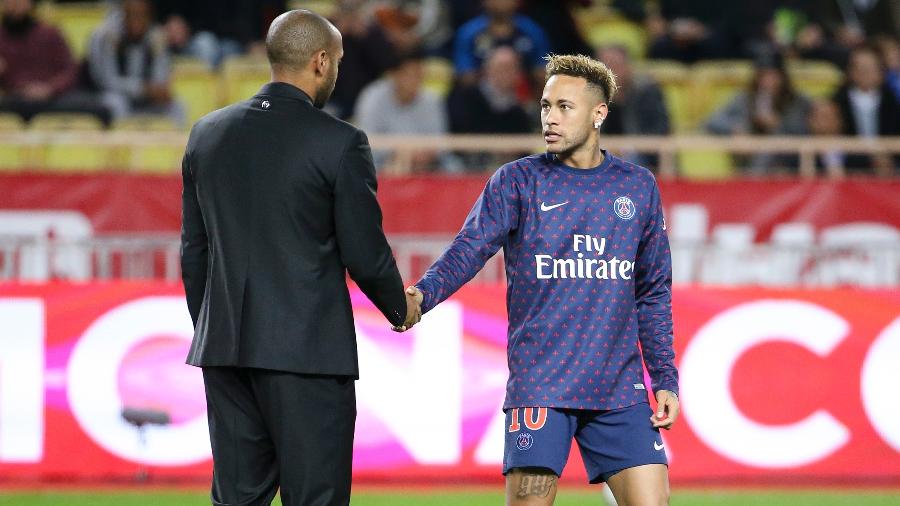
392, 286, 424, 332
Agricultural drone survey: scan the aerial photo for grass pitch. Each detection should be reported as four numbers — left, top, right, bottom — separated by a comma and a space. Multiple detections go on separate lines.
1, 488, 899, 505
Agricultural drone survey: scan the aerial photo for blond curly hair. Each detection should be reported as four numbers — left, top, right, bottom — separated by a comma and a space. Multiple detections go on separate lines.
544, 54, 618, 103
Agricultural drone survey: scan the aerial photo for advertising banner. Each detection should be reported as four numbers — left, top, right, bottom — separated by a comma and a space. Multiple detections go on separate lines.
1, 175, 898, 236
1, 283, 898, 484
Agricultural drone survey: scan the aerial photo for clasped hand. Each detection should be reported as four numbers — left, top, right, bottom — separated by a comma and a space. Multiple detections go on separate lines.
392, 286, 423, 332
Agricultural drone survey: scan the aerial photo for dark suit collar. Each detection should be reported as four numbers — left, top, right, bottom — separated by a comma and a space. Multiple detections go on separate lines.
258, 82, 314, 105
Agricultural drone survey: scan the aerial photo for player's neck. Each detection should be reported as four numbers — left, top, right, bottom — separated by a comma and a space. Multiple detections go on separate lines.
558, 135, 603, 169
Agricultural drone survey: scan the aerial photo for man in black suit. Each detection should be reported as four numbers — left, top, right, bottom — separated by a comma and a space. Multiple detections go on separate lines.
180, 9, 419, 506
833, 46, 900, 175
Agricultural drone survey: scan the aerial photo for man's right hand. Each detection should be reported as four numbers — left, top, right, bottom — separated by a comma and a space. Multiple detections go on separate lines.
393, 286, 423, 332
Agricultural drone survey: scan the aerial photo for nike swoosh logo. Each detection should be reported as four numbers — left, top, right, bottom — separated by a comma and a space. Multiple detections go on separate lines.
654, 441, 665, 451
540, 201, 569, 212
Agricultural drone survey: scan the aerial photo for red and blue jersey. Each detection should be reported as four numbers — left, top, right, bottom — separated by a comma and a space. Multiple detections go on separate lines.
415, 152, 678, 410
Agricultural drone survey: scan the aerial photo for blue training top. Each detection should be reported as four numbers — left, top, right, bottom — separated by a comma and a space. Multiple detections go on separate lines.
416, 151, 679, 411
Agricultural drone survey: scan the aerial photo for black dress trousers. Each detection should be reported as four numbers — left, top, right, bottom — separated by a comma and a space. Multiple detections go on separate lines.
203, 367, 356, 506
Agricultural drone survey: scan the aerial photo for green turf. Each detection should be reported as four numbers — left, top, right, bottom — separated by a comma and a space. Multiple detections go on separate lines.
1, 489, 899, 505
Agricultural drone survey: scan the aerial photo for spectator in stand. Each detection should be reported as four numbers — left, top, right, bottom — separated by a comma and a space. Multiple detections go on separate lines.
775, 0, 899, 68
155, 0, 285, 69
808, 0, 899, 53
88, 0, 185, 125
832, 46, 899, 175
646, 0, 741, 62
328, 0, 398, 120
373, 0, 454, 57
807, 99, 847, 178
874, 35, 900, 103
448, 46, 531, 134
0, 0, 110, 123
447, 46, 532, 171
520, 0, 593, 56
355, 50, 456, 173
791, 21, 850, 67
597, 45, 670, 170
453, 0, 550, 90
705, 53, 811, 174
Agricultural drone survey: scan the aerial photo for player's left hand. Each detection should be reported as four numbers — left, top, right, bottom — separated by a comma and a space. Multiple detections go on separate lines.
651, 390, 679, 430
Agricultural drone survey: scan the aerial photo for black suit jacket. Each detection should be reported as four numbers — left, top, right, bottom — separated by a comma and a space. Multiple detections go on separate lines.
181, 82, 406, 377
833, 83, 900, 171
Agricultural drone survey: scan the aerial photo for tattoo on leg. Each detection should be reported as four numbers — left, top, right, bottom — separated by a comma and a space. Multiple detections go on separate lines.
515, 473, 557, 498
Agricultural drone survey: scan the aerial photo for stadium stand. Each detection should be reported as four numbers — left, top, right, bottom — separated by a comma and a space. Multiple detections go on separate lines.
171, 57, 221, 124
29, 112, 110, 171
0, 0, 893, 180
220, 55, 271, 107
112, 115, 183, 173
35, 1, 108, 58
0, 112, 26, 170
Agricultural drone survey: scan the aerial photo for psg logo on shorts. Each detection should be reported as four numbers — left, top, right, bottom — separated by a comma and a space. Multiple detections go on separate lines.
614, 196, 636, 220
516, 432, 534, 451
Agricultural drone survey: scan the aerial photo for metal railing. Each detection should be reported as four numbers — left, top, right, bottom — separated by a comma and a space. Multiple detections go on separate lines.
2, 131, 899, 177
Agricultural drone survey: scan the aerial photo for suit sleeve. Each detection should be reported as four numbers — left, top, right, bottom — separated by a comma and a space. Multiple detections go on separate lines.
334, 129, 406, 327
180, 145, 208, 326
634, 180, 679, 396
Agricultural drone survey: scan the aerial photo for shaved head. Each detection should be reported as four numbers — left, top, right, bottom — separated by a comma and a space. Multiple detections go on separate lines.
266, 9, 343, 108
266, 9, 340, 72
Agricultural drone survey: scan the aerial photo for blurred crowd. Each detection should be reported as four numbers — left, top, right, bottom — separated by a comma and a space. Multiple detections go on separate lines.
0, 0, 898, 175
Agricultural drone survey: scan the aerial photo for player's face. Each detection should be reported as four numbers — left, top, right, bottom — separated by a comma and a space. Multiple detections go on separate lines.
540, 75, 604, 157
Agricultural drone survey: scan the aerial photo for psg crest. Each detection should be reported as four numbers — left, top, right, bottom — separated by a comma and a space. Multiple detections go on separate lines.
516, 432, 534, 451
614, 196, 636, 220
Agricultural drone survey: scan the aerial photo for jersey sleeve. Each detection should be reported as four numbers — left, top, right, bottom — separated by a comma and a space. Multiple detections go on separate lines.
415, 166, 520, 312
634, 180, 679, 396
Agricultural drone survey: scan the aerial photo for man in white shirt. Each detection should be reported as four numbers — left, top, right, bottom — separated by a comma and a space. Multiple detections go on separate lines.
354, 50, 454, 172
833, 46, 899, 175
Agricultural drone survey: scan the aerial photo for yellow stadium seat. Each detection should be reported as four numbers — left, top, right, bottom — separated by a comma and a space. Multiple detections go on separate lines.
423, 57, 454, 97
0, 113, 24, 131
787, 59, 844, 99
635, 60, 689, 84
112, 115, 181, 132
0, 113, 27, 171
221, 56, 271, 105
29, 112, 104, 131
678, 149, 734, 179
690, 60, 754, 132
636, 61, 691, 133
38, 2, 109, 59
29, 112, 111, 172
113, 116, 185, 174
584, 18, 647, 60
286, 0, 337, 17
172, 58, 222, 124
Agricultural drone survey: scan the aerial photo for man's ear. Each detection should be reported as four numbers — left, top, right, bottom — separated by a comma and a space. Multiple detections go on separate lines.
595, 102, 608, 123
314, 50, 328, 76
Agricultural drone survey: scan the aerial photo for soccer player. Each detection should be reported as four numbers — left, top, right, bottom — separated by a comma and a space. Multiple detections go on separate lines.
403, 54, 679, 505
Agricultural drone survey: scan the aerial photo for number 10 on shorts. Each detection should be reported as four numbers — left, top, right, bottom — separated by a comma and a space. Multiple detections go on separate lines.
508, 408, 548, 432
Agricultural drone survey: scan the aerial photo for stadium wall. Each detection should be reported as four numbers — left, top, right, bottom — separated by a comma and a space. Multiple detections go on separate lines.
0, 283, 898, 484
1, 174, 899, 484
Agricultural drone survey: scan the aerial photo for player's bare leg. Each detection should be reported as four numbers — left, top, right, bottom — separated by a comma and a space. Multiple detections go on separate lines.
604, 463, 669, 506
601, 483, 619, 506
506, 467, 559, 506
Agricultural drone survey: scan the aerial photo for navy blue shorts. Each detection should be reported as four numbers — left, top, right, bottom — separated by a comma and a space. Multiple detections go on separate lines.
502, 403, 668, 483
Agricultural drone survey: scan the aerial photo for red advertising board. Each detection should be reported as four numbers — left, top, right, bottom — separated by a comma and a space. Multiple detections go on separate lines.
0, 283, 898, 484
1, 175, 899, 236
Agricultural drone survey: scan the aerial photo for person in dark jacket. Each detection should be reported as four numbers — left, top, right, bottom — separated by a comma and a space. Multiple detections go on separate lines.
832, 46, 900, 175
180, 9, 419, 505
